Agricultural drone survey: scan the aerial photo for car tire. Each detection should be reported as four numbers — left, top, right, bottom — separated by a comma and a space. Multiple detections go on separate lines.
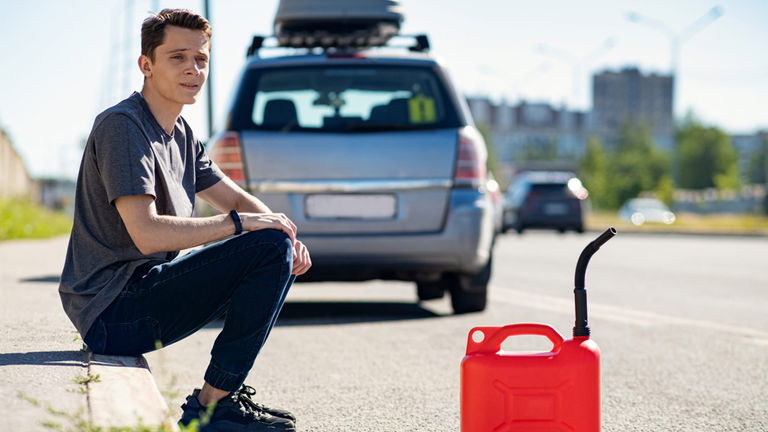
448, 254, 492, 314
416, 280, 445, 301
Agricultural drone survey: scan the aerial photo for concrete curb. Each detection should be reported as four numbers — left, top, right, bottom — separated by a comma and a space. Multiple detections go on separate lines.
87, 353, 178, 431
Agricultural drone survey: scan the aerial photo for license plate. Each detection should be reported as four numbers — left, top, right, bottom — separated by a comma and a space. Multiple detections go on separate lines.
305, 194, 397, 219
543, 203, 568, 215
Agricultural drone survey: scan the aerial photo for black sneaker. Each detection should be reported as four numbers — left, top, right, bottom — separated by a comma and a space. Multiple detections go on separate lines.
236, 385, 296, 423
179, 389, 296, 431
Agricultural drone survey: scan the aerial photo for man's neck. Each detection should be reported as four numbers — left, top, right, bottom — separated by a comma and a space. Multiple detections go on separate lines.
140, 86, 183, 135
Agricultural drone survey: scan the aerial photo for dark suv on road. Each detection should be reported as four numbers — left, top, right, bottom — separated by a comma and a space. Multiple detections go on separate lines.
207, 29, 495, 313
502, 171, 587, 234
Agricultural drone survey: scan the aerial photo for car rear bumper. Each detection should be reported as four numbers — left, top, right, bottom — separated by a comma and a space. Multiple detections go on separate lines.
297, 190, 495, 280
503, 209, 583, 230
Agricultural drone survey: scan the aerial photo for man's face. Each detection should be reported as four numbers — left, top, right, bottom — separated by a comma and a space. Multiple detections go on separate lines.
140, 25, 210, 106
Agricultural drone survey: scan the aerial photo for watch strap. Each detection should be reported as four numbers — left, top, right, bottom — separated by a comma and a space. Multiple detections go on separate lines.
229, 210, 243, 235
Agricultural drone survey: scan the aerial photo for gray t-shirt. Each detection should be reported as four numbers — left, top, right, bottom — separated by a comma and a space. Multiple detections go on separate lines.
59, 92, 224, 337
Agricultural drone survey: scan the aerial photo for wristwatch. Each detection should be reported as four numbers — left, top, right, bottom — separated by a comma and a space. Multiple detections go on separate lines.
229, 210, 243, 235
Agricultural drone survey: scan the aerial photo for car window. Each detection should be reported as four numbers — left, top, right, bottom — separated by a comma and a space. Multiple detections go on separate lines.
235, 65, 461, 132
529, 183, 573, 197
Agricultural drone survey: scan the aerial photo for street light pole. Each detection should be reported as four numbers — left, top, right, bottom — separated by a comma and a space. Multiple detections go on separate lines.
626, 6, 724, 108
203, 0, 214, 139
536, 38, 615, 110
626, 6, 723, 185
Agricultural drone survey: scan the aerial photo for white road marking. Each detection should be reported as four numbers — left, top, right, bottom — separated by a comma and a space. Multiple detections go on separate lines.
491, 289, 768, 346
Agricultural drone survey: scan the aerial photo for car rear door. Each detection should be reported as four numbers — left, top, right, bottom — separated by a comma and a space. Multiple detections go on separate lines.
241, 129, 457, 234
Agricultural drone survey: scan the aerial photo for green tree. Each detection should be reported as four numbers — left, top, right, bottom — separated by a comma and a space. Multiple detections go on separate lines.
579, 137, 610, 209
519, 138, 559, 162
606, 123, 670, 208
655, 175, 675, 206
676, 116, 740, 190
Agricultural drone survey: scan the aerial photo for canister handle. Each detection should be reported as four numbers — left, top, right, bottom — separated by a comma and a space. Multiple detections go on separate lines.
465, 323, 565, 355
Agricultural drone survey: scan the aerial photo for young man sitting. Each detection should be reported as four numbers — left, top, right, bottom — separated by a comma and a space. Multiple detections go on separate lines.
58, 9, 311, 431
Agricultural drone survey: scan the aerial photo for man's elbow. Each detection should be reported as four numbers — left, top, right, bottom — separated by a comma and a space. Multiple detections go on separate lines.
127, 226, 163, 255
133, 235, 160, 256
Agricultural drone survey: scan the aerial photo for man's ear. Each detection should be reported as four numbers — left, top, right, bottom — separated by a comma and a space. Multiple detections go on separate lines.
138, 55, 152, 78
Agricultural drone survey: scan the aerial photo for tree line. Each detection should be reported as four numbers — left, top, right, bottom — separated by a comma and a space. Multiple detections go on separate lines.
579, 115, 767, 211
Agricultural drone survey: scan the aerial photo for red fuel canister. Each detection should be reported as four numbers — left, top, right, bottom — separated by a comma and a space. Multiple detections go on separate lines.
461, 227, 616, 432
461, 324, 600, 432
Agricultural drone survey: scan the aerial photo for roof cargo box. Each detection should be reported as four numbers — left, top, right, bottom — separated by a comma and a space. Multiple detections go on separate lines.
274, 0, 404, 48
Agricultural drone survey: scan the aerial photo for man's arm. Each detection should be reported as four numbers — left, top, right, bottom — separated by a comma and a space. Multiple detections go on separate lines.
195, 177, 312, 275
115, 194, 297, 255
196, 176, 271, 214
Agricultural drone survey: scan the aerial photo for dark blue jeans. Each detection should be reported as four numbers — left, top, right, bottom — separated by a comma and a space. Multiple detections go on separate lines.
83, 229, 295, 392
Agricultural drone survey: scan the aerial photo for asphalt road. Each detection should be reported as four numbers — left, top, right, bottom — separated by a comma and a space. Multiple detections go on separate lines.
144, 231, 768, 432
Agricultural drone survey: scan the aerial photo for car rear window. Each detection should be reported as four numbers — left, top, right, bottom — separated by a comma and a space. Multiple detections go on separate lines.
231, 65, 462, 132
529, 183, 575, 198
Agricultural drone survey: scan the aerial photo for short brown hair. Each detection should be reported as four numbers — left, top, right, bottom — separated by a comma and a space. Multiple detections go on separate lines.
141, 8, 211, 61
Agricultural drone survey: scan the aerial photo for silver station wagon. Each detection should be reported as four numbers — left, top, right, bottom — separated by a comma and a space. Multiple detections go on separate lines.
208, 30, 495, 313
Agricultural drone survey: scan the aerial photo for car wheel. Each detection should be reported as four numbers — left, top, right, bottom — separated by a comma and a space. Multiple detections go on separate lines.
416, 280, 445, 301
448, 254, 492, 314
575, 224, 585, 234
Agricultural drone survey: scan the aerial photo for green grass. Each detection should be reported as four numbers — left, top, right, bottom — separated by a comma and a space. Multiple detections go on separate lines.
0, 199, 72, 241
587, 210, 768, 235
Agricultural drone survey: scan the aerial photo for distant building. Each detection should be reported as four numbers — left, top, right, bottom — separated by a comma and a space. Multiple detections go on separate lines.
38, 177, 77, 216
467, 97, 588, 181
0, 128, 38, 200
592, 67, 674, 151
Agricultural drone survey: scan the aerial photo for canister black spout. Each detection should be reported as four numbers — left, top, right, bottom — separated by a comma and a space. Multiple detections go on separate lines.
573, 227, 616, 337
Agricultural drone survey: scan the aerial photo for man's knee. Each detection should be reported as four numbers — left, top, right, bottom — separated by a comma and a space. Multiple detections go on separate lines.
242, 228, 291, 246
241, 229, 293, 261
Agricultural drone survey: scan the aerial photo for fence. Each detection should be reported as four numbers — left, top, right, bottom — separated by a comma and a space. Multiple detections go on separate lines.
673, 184, 766, 214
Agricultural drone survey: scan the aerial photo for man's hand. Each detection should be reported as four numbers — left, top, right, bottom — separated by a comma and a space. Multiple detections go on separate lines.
292, 240, 312, 275
240, 212, 298, 244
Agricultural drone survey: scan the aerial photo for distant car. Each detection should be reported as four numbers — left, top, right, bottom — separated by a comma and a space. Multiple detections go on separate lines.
619, 198, 676, 226
206, 19, 495, 313
502, 171, 587, 234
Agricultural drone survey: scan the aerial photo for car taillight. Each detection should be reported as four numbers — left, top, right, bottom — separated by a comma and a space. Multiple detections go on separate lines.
454, 128, 487, 188
209, 132, 245, 185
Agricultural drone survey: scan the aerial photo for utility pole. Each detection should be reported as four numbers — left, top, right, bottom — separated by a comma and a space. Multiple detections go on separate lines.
123, 0, 134, 96
626, 6, 724, 115
203, 0, 214, 139
536, 38, 615, 110
627, 6, 723, 184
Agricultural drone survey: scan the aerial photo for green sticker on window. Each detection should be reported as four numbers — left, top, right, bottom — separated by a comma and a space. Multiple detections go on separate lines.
408, 95, 436, 123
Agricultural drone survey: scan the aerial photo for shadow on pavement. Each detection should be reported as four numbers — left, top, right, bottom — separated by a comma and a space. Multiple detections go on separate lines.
19, 275, 61, 283
277, 300, 444, 326
0, 350, 85, 367
205, 300, 444, 327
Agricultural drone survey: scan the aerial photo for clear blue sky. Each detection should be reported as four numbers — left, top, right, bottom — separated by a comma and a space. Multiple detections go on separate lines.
1, 0, 766, 179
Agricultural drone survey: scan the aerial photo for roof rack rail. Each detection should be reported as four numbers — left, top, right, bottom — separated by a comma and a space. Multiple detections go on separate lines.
246, 33, 430, 57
